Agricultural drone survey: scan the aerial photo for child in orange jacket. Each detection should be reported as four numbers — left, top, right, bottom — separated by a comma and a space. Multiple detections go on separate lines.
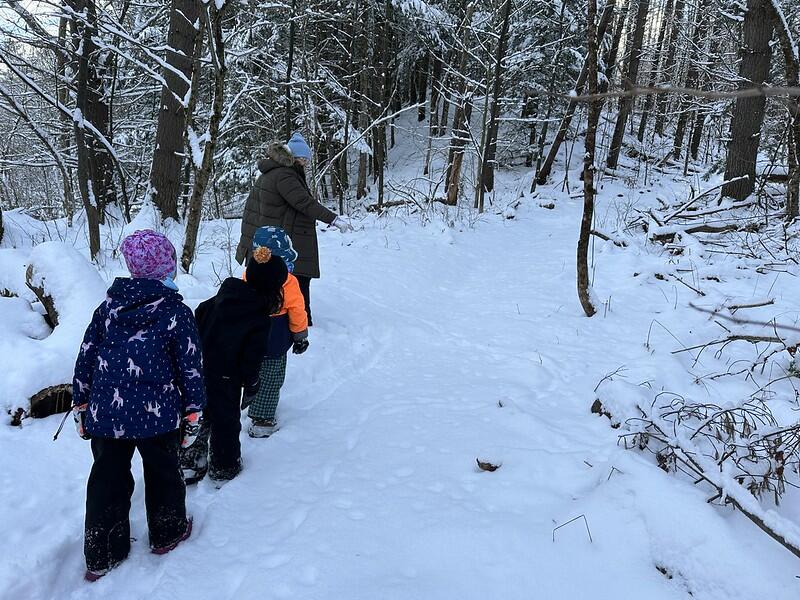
243, 226, 309, 438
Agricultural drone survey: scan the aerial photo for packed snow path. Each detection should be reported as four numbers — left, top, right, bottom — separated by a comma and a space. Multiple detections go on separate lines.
2, 201, 798, 600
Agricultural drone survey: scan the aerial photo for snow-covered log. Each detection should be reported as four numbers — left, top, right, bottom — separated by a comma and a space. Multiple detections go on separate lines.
2, 242, 106, 422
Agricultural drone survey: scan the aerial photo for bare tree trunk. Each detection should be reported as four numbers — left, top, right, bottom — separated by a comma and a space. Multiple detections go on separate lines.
528, 0, 568, 192
149, 0, 201, 221
284, 0, 297, 139
416, 52, 429, 122
444, 1, 475, 205
788, 119, 800, 220
476, 0, 512, 211
181, 4, 226, 272
601, 0, 630, 93
653, 0, 685, 135
689, 110, 708, 159
579, 0, 600, 318
722, 0, 775, 200
424, 55, 443, 174
523, 96, 538, 168
637, 0, 673, 141
372, 0, 391, 205
606, 0, 650, 170
766, 3, 800, 219
429, 56, 442, 135
68, 0, 107, 258
534, 0, 617, 186
355, 3, 369, 200
56, 16, 74, 224
671, 0, 711, 159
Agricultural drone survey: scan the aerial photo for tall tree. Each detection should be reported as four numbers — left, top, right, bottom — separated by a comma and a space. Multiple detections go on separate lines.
606, 0, 650, 169
637, 0, 673, 141
579, 0, 600, 317
149, 0, 202, 221
653, 0, 685, 135
476, 0, 513, 211
284, 0, 298, 139
67, 0, 117, 258
444, 0, 475, 206
722, 0, 775, 200
181, 3, 228, 272
766, 3, 799, 219
670, 0, 711, 159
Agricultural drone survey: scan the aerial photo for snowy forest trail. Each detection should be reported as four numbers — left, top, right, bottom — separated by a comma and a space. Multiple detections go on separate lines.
2, 199, 799, 600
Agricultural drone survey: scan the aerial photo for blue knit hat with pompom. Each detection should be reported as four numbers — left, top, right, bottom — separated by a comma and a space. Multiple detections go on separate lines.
253, 226, 298, 272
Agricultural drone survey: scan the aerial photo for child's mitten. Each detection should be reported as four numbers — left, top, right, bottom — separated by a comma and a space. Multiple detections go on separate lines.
292, 339, 309, 355
73, 403, 91, 440
181, 411, 203, 448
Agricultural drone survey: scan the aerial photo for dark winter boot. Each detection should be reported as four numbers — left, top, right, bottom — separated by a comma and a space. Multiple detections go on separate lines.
151, 517, 193, 555
84, 560, 124, 583
208, 457, 242, 484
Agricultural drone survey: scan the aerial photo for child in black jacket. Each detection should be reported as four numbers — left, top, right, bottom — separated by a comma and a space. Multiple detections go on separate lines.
181, 249, 288, 483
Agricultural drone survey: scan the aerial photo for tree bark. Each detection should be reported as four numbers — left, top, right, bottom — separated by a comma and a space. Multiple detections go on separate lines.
637, 0, 673, 141
149, 0, 201, 221
416, 52, 429, 121
476, 0, 512, 211
606, 0, 650, 170
721, 0, 774, 200
671, 0, 711, 159
766, 3, 800, 219
653, 0, 685, 135
579, 0, 600, 318
444, 0, 475, 205
284, 0, 297, 139
181, 5, 226, 272
601, 0, 630, 93
68, 0, 105, 258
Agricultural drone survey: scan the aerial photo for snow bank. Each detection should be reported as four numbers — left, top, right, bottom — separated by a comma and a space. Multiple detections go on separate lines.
0, 209, 51, 249
0, 242, 106, 419
0, 249, 34, 300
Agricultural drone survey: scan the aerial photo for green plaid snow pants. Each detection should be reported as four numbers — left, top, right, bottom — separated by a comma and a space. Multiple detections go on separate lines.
247, 354, 287, 421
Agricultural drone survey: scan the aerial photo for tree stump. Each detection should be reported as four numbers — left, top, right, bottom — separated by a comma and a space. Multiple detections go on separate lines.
25, 263, 59, 328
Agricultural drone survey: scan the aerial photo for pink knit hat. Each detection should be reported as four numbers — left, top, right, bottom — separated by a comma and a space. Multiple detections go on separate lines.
120, 230, 177, 280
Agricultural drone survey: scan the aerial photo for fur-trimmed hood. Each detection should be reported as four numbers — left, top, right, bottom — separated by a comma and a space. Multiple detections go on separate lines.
257, 142, 293, 172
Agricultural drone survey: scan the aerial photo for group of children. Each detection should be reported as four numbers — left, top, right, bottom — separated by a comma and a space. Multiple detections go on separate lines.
71, 225, 308, 581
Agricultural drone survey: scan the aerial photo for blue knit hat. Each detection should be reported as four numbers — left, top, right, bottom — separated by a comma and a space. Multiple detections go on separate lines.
287, 132, 312, 161
253, 226, 298, 272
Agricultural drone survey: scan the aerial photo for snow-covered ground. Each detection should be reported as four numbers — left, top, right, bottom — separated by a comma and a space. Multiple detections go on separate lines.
2, 126, 800, 598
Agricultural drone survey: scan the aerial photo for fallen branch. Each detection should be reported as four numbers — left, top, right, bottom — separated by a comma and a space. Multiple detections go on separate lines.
690, 304, 800, 335
727, 299, 775, 312
670, 200, 756, 222
663, 176, 750, 224
672, 334, 783, 354
650, 223, 749, 244
590, 229, 628, 247
593, 394, 800, 560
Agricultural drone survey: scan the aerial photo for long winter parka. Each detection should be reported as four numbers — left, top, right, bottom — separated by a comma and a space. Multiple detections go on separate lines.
235, 143, 336, 279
